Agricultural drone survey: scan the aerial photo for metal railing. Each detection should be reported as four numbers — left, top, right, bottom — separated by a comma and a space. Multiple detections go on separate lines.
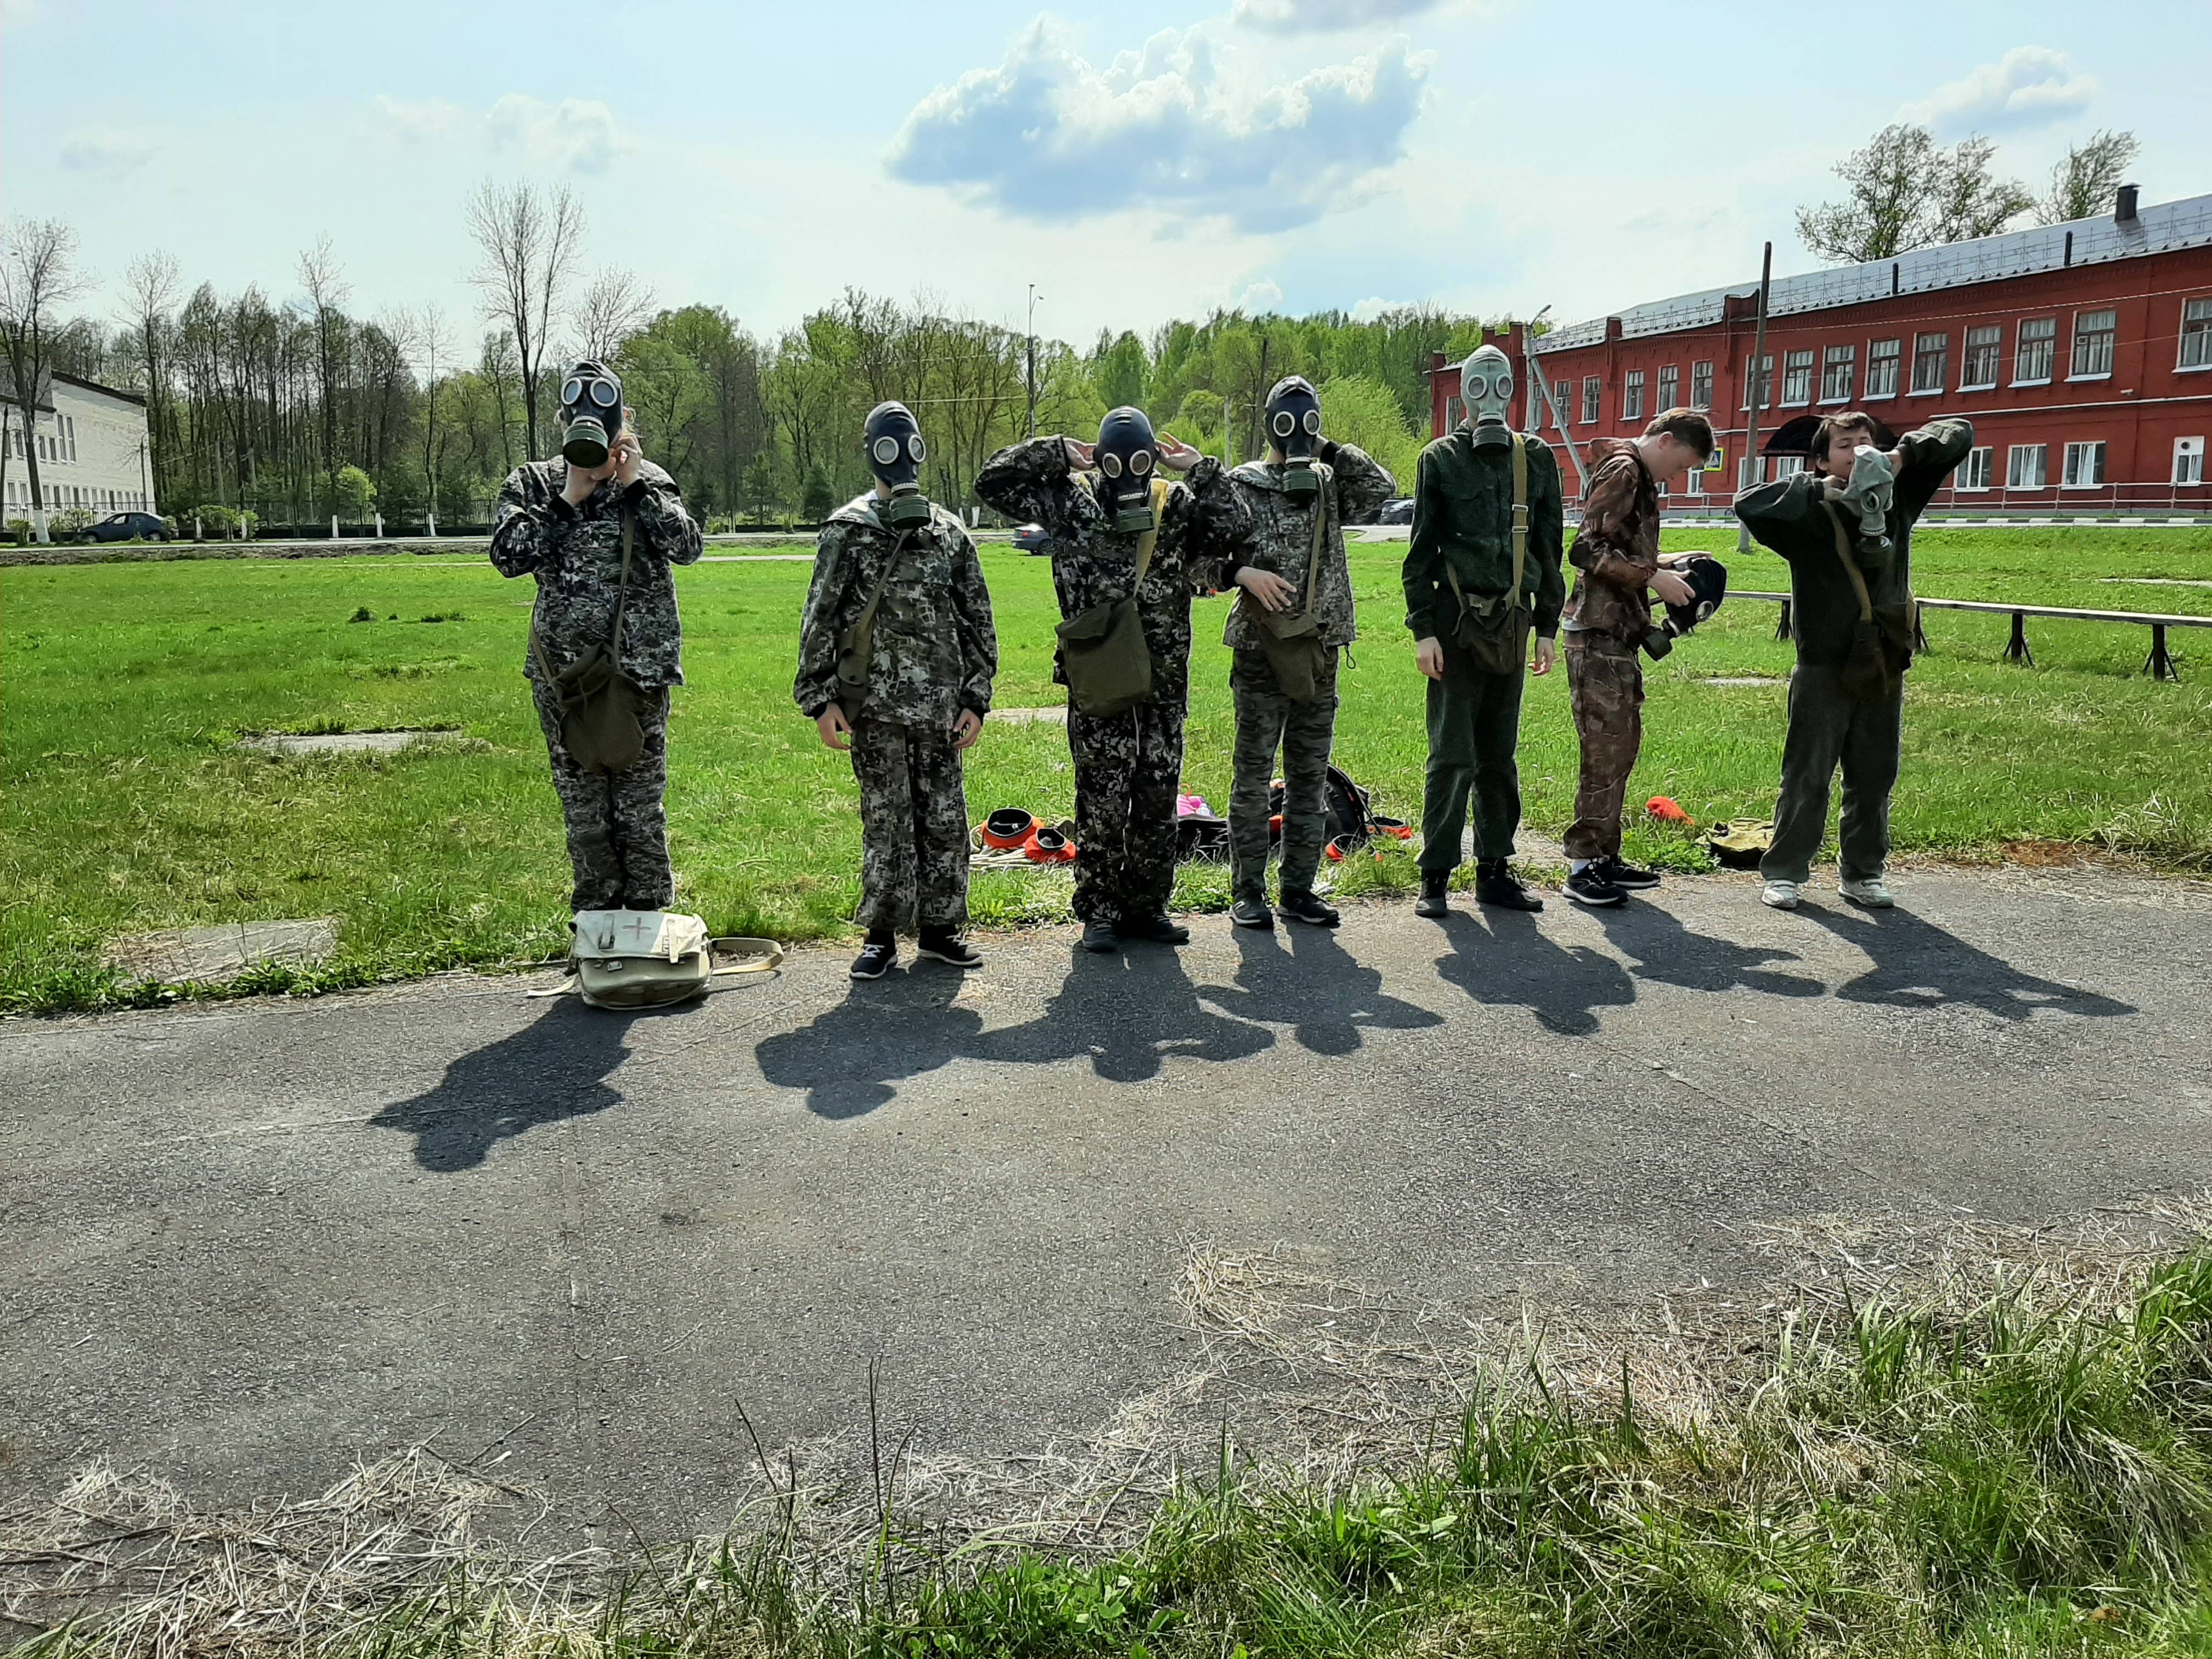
1739, 591, 2210, 681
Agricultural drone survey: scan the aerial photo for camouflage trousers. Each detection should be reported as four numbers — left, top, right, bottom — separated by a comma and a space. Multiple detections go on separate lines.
850, 716, 970, 936
531, 675, 674, 912
1564, 635, 1644, 862
1228, 647, 1340, 899
1068, 692, 1187, 923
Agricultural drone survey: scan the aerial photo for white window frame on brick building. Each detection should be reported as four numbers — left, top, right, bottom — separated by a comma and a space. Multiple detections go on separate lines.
1911, 332, 1949, 394
1781, 349, 1814, 407
1581, 376, 1601, 425
1622, 369, 1645, 422
2070, 309, 2116, 380
1865, 337, 1901, 399
1689, 360, 1713, 410
2062, 440, 2107, 488
1740, 354, 1773, 411
1820, 344, 1854, 403
1960, 325, 2002, 390
2175, 437, 2205, 484
2180, 298, 2212, 371
2014, 317, 2056, 385
2007, 444, 2048, 488
1956, 446, 1994, 490
1656, 364, 1679, 410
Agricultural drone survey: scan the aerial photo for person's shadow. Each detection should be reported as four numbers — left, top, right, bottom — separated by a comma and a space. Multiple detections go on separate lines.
1431, 908, 1638, 1037
1803, 902, 2137, 1022
1196, 924, 1443, 1057
754, 968, 983, 1120
370, 997, 652, 1171
1589, 900, 1826, 999
971, 943, 1274, 1083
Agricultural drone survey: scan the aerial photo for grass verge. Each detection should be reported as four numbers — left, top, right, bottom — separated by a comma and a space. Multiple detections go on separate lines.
9, 1209, 2212, 1658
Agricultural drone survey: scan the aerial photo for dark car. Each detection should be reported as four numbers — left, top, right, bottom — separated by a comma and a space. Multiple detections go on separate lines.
1013, 522, 1052, 555
84, 511, 170, 543
1376, 497, 1415, 526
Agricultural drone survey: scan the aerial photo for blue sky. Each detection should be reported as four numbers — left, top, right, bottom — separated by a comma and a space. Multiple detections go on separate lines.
7, 0, 2207, 350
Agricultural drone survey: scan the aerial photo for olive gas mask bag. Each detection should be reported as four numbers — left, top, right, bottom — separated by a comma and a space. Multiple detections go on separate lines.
531, 509, 647, 772
1443, 431, 1534, 677
560, 360, 624, 470
1243, 481, 1331, 702
540, 910, 784, 1011
1057, 478, 1171, 717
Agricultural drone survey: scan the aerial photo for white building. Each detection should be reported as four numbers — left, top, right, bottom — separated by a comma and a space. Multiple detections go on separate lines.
1, 370, 155, 522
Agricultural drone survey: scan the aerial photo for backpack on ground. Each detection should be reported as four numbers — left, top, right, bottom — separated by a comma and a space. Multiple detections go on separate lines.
1704, 820, 1775, 870
543, 910, 784, 1009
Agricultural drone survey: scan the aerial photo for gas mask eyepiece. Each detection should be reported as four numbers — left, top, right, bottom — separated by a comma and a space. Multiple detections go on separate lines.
560, 360, 623, 470
1094, 407, 1159, 533
864, 400, 932, 531
1459, 345, 1515, 451
1265, 375, 1323, 501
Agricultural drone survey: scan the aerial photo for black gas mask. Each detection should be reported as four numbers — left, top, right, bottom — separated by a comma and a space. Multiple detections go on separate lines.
864, 400, 932, 531
559, 361, 623, 470
1093, 407, 1159, 533
1640, 554, 1729, 661
1265, 375, 1323, 503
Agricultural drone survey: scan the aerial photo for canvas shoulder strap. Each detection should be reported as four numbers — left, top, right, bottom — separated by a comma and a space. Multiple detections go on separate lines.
1821, 499, 1875, 623
607, 507, 637, 663
1509, 433, 1530, 602
1299, 479, 1328, 622
852, 527, 912, 642
1131, 477, 1171, 586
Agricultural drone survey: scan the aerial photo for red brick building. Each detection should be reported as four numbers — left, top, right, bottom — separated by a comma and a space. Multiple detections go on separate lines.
1427, 188, 2212, 512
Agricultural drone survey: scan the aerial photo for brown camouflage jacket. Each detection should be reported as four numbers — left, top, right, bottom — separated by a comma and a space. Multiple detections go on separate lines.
793, 495, 997, 727
1205, 443, 1396, 650
1564, 437, 1662, 646
490, 458, 703, 687
973, 436, 1252, 701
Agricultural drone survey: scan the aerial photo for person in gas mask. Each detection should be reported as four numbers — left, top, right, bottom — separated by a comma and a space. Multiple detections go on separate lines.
1736, 410, 1974, 912
490, 359, 703, 915
975, 407, 1252, 953
1199, 375, 1395, 929
1402, 345, 1565, 918
1557, 408, 1716, 907
795, 402, 997, 980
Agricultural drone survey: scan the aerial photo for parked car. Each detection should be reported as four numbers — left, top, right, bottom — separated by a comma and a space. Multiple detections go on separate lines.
1376, 498, 1415, 525
1013, 522, 1052, 555
83, 511, 171, 543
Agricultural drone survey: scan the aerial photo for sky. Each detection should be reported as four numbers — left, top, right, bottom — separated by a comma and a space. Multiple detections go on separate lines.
6, 0, 2209, 353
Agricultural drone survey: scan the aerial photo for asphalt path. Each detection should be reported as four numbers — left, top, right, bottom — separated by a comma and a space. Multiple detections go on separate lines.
5, 866, 2208, 1542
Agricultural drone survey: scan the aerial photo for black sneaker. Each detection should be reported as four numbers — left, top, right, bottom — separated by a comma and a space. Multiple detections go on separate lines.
1596, 856, 1661, 891
916, 929, 984, 969
849, 939, 898, 980
1080, 917, 1121, 953
1413, 871, 1452, 918
1229, 895, 1274, 929
1475, 859, 1544, 912
1276, 889, 1340, 927
1116, 911, 1191, 945
1564, 867, 1627, 907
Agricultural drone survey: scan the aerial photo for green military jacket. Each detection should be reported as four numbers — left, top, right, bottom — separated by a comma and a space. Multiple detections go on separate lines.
1402, 427, 1566, 642
1734, 417, 1974, 667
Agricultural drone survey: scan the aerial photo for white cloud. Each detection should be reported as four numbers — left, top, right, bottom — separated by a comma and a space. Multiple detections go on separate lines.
1903, 46, 2097, 134
887, 19, 1431, 233
59, 125, 161, 173
1237, 277, 1285, 310
487, 95, 632, 174
1348, 295, 1396, 321
1231, 0, 1444, 31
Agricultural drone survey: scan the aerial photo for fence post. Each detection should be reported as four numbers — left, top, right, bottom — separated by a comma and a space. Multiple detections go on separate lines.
330, 514, 339, 540
1913, 602, 1929, 655
2005, 611, 2034, 667
1774, 599, 1791, 641
2145, 623, 2180, 682
374, 512, 384, 537
426, 510, 437, 537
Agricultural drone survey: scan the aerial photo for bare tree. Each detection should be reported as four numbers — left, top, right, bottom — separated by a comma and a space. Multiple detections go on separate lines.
413, 303, 453, 517
1796, 123, 2032, 264
573, 266, 654, 360
121, 250, 182, 504
1, 217, 91, 540
296, 235, 351, 504
2038, 129, 2142, 225
466, 180, 586, 460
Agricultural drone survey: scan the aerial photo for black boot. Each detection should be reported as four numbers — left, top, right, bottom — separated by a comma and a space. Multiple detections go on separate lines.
1116, 910, 1191, 945
1476, 858, 1544, 912
850, 931, 898, 980
1414, 871, 1452, 919
1080, 916, 1121, 954
1276, 889, 1340, 927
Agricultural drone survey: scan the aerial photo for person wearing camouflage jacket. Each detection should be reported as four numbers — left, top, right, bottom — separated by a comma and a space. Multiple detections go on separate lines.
1199, 431, 1395, 926
795, 490, 996, 970
490, 425, 703, 913
974, 428, 1252, 949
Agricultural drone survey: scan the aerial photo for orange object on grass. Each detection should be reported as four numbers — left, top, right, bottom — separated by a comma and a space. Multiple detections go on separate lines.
1646, 795, 1690, 823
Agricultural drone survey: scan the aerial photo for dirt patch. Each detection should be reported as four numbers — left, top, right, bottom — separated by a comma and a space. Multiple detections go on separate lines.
241, 730, 440, 755
101, 918, 339, 985
2000, 838, 2100, 868
991, 706, 1068, 726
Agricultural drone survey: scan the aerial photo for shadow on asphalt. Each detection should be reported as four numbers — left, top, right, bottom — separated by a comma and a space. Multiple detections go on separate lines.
754, 967, 983, 1121
369, 996, 689, 1170
1431, 908, 1637, 1037
1588, 901, 1826, 999
1194, 922, 1444, 1056
1800, 902, 2137, 1021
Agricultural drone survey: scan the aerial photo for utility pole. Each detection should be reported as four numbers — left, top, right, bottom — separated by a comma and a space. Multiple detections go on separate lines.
1025, 284, 1043, 441
1739, 241, 1773, 554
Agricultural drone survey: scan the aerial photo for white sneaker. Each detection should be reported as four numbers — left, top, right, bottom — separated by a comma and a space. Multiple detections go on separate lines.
1840, 876, 1895, 909
1760, 881, 1801, 910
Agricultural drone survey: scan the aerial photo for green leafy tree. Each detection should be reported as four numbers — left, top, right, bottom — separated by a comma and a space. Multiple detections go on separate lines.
744, 452, 780, 524
801, 462, 833, 523
334, 464, 376, 523
2038, 129, 2141, 225
1093, 330, 1149, 410
1314, 375, 1420, 493
1797, 123, 2033, 264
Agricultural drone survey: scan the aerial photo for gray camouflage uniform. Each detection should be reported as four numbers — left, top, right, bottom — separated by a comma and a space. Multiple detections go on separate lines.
973, 437, 1253, 924
795, 495, 997, 937
1201, 443, 1395, 901
492, 457, 703, 912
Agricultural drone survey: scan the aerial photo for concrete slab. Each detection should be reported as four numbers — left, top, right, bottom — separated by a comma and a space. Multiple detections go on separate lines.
100, 918, 340, 984
242, 731, 433, 756
8, 868, 2210, 1545
991, 706, 1069, 726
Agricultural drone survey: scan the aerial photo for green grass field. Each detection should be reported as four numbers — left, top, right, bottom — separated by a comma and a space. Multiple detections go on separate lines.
3, 527, 2209, 1012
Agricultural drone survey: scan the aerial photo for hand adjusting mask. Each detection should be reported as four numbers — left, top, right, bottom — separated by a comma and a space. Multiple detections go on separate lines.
1459, 345, 1515, 452
1264, 375, 1323, 502
865, 401, 932, 531
560, 361, 623, 470
1836, 444, 1896, 563
1093, 406, 1159, 533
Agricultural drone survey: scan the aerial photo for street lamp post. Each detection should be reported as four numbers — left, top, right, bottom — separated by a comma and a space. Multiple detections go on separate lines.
1026, 284, 1043, 441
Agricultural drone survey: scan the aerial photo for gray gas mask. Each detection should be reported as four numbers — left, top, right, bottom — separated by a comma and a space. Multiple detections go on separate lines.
1832, 445, 1896, 565
559, 360, 623, 470
1459, 346, 1515, 452
1264, 375, 1323, 503
864, 400, 932, 532
1093, 407, 1159, 533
